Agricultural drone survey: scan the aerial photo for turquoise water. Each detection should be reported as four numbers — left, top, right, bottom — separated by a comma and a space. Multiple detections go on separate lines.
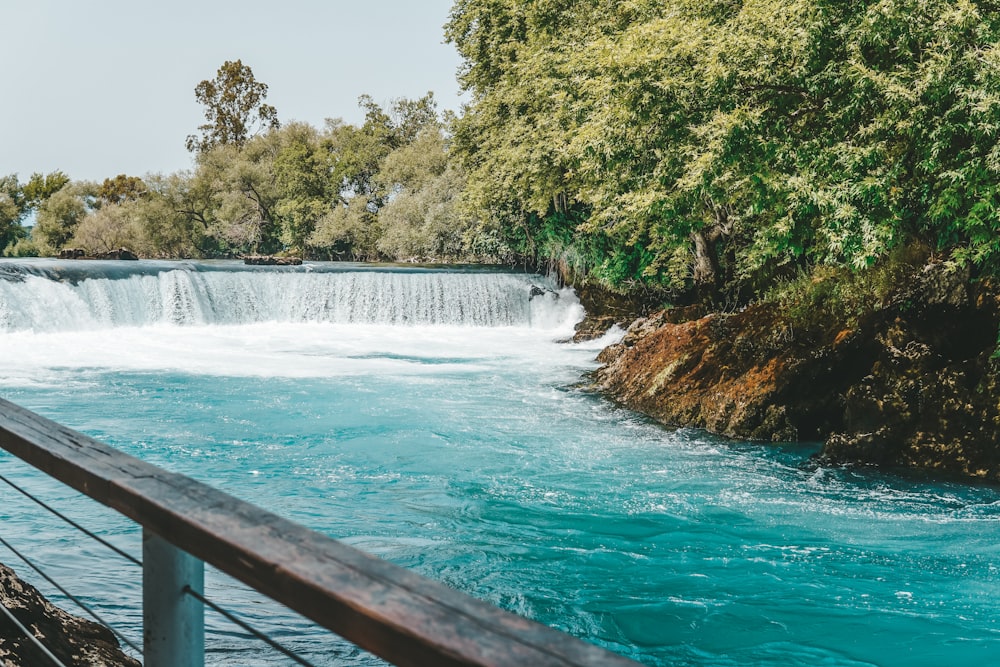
1, 260, 999, 666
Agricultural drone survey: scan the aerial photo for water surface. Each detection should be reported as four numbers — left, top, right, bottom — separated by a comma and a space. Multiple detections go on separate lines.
0, 259, 997, 666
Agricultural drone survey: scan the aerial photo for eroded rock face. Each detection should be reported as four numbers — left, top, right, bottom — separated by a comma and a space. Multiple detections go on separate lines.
0, 563, 140, 667
823, 269, 1000, 479
593, 303, 873, 442
592, 263, 1000, 482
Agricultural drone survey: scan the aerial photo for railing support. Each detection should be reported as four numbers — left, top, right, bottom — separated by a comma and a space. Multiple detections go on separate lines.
143, 530, 204, 667
0, 398, 640, 667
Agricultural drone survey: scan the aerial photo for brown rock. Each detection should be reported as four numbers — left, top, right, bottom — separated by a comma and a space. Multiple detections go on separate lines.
0, 563, 139, 666
570, 283, 658, 342
591, 261, 1000, 482
591, 304, 867, 442
95, 248, 138, 261
243, 255, 303, 266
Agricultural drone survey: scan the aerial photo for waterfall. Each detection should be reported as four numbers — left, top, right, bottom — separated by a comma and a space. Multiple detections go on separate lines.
0, 261, 581, 332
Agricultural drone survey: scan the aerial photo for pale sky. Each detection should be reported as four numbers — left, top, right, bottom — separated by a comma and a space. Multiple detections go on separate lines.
1, 0, 466, 183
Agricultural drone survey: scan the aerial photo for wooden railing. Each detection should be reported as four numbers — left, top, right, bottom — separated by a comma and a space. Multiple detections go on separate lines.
0, 398, 641, 666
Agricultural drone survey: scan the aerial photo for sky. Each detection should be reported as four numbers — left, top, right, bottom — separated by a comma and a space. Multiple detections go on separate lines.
0, 0, 466, 183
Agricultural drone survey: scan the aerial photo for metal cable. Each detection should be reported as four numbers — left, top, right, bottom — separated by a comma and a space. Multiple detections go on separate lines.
183, 585, 318, 667
0, 473, 141, 567
0, 597, 69, 667
0, 534, 142, 654
0, 473, 316, 664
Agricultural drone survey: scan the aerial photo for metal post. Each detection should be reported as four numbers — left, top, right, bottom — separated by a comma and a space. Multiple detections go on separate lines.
143, 529, 205, 667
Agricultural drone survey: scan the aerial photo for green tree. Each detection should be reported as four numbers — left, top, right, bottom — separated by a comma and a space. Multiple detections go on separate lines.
71, 203, 143, 255
447, 0, 1000, 300
186, 60, 280, 153
376, 128, 472, 260
0, 174, 25, 253
21, 171, 70, 210
33, 181, 98, 252
272, 122, 339, 254
97, 174, 147, 205
119, 173, 208, 258
1, 171, 71, 253
309, 197, 382, 261
309, 94, 445, 260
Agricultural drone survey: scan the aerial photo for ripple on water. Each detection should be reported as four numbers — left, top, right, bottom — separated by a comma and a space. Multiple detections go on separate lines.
1, 311, 999, 667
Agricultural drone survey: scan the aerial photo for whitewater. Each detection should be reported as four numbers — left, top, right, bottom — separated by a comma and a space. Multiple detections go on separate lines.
0, 259, 998, 666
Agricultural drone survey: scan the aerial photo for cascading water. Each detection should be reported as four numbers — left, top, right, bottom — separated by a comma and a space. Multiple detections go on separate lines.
0, 258, 998, 667
0, 260, 578, 331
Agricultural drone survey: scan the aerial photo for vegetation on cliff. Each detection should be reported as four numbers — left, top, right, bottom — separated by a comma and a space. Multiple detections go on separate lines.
447, 0, 1000, 301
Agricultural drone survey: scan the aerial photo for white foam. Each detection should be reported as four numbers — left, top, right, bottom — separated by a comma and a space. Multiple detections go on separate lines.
0, 268, 582, 332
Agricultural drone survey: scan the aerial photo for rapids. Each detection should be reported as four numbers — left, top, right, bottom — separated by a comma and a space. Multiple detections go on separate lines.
0, 259, 997, 666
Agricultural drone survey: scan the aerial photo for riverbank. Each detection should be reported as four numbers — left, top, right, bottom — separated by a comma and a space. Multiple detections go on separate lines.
590, 261, 1000, 483
0, 563, 138, 666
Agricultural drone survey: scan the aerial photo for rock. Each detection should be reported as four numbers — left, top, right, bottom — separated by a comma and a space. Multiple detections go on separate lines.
528, 285, 551, 299
0, 562, 139, 666
570, 283, 658, 342
95, 248, 138, 261
592, 303, 869, 441
243, 255, 302, 266
821, 270, 1000, 479
57, 248, 138, 261
592, 261, 1000, 482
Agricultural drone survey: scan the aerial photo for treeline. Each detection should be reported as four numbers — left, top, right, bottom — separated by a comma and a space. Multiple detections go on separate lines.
1, 92, 500, 264
446, 0, 1000, 299
5, 2, 1000, 303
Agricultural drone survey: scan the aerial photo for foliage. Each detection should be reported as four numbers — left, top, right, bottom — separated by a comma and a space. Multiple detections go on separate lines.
308, 93, 479, 261
186, 60, 280, 153
446, 0, 1000, 299
0, 174, 25, 253
0, 171, 72, 254
2, 236, 43, 258
71, 203, 144, 255
98, 174, 147, 205
21, 171, 70, 209
33, 181, 98, 252
765, 243, 934, 330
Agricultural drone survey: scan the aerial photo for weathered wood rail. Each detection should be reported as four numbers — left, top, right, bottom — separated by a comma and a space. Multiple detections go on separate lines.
0, 397, 641, 666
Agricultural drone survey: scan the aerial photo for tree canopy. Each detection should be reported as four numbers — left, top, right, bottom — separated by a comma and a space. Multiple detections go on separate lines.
446, 0, 1000, 298
10, 5, 1000, 306
185, 60, 280, 153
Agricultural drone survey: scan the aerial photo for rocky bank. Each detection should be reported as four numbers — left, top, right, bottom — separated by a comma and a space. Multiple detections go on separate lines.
0, 563, 139, 666
591, 262, 1000, 482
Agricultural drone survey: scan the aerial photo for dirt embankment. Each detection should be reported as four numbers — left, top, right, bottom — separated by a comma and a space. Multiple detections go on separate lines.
591, 263, 1000, 482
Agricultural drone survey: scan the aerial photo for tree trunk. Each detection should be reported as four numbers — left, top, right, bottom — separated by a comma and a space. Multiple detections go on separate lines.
691, 228, 720, 300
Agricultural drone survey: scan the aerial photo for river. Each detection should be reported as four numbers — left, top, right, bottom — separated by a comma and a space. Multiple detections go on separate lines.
0, 259, 997, 666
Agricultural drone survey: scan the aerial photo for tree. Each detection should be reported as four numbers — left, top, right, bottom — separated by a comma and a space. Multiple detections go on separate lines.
0, 174, 25, 253
0, 171, 72, 253
185, 60, 280, 153
98, 174, 147, 205
376, 129, 472, 260
33, 181, 98, 252
21, 171, 70, 210
272, 122, 339, 254
446, 0, 1000, 300
70, 202, 149, 255
308, 94, 446, 260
